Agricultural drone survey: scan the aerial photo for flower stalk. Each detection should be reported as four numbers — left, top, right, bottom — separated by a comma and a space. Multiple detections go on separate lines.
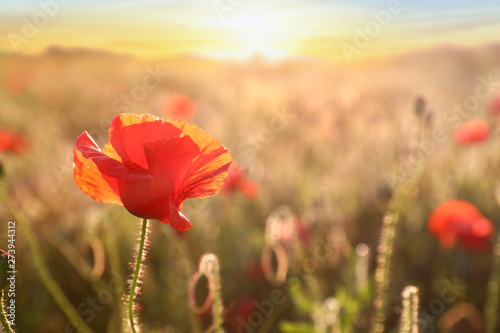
199, 253, 224, 333
370, 107, 428, 333
127, 218, 150, 333
0, 290, 14, 333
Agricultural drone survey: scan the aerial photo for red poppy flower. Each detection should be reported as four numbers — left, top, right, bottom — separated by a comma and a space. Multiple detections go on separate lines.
223, 165, 259, 199
73, 113, 232, 231
162, 94, 196, 120
453, 119, 489, 145
0, 130, 29, 154
428, 200, 495, 252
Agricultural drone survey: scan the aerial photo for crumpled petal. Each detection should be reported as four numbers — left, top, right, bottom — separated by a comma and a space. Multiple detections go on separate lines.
116, 177, 173, 223
144, 135, 200, 194
109, 114, 181, 169
164, 199, 191, 231
168, 120, 232, 202
76, 131, 149, 181
73, 147, 122, 205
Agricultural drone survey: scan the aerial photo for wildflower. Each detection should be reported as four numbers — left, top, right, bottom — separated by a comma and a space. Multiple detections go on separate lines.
73, 113, 232, 231
162, 94, 196, 120
0, 129, 29, 154
453, 119, 489, 145
428, 200, 495, 252
223, 164, 259, 199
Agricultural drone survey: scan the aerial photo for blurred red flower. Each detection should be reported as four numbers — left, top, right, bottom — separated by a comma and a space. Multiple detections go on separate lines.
222, 165, 259, 199
428, 200, 495, 252
489, 97, 500, 117
278, 215, 311, 248
227, 296, 258, 332
74, 113, 232, 231
0, 130, 29, 154
162, 94, 196, 120
3, 68, 36, 94
453, 119, 489, 145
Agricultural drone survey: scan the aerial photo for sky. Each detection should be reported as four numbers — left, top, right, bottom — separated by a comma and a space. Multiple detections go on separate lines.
1, 0, 500, 62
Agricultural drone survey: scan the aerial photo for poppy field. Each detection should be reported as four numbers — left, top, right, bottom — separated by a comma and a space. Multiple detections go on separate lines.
1, 44, 500, 333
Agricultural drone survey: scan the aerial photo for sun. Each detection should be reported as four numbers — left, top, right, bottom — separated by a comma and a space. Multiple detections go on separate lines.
213, 13, 296, 61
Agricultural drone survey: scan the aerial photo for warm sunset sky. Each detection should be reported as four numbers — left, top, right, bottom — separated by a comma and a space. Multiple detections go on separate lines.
1, 0, 500, 62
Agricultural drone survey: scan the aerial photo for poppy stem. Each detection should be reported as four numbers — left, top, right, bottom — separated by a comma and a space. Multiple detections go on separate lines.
0, 181, 93, 333
0, 290, 14, 333
370, 117, 428, 333
199, 254, 224, 333
485, 233, 500, 333
370, 176, 414, 333
127, 218, 149, 333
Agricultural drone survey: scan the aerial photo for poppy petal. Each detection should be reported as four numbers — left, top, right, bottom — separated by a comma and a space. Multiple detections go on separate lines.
109, 114, 182, 169
76, 132, 149, 181
428, 200, 480, 235
177, 151, 232, 203
164, 199, 192, 231
143, 135, 200, 191
116, 177, 181, 226
438, 232, 456, 249
472, 217, 495, 237
428, 200, 495, 252
168, 121, 232, 202
73, 148, 122, 205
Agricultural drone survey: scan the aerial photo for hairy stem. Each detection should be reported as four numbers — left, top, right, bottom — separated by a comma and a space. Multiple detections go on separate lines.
127, 218, 149, 333
0, 290, 14, 333
370, 115, 428, 333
